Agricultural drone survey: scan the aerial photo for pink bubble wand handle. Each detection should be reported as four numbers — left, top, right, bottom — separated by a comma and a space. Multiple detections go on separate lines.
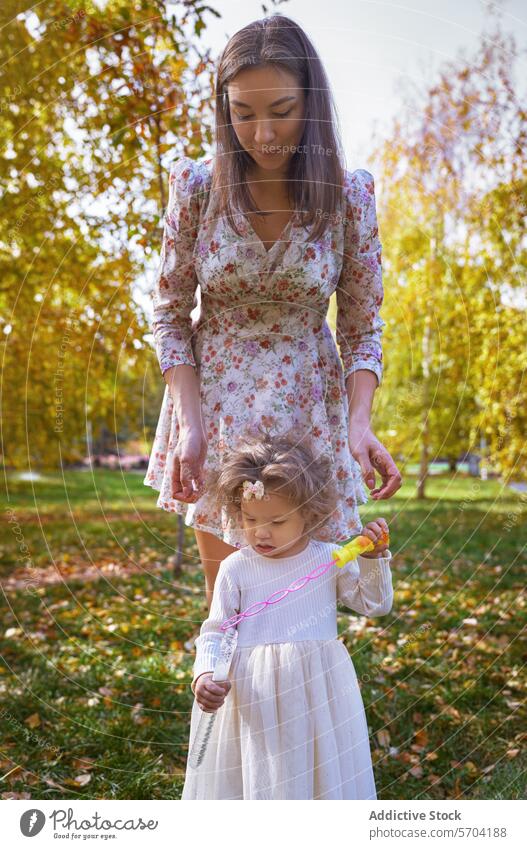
220, 532, 389, 631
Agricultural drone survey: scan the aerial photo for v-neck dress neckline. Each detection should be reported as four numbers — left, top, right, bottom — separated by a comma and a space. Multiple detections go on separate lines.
242, 210, 298, 256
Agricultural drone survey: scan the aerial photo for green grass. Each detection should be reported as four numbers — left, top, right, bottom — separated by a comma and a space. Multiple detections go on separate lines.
0, 470, 525, 800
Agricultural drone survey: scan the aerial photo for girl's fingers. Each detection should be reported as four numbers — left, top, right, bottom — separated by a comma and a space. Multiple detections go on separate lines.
202, 692, 223, 704
205, 682, 227, 695
365, 520, 388, 538
198, 698, 226, 711
361, 523, 389, 551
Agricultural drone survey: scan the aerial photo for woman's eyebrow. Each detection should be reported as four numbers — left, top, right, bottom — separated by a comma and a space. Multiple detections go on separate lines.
230, 95, 296, 108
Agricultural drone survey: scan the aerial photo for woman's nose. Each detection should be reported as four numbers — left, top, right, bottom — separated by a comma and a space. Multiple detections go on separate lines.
253, 124, 276, 144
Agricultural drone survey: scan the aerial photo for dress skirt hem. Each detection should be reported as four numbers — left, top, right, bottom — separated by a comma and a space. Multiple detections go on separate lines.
181, 638, 377, 800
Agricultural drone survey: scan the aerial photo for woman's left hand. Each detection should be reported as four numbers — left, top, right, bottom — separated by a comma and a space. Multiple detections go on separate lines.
348, 421, 402, 500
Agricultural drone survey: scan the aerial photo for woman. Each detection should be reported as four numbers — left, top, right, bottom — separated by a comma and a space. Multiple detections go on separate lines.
143, 14, 402, 609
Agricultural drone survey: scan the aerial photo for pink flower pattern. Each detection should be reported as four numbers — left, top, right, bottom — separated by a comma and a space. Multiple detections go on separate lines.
143, 156, 385, 548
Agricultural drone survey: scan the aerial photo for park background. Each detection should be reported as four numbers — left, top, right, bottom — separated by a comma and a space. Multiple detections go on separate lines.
0, 0, 525, 799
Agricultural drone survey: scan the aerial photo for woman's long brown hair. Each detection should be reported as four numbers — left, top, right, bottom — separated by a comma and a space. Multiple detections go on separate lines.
211, 13, 347, 243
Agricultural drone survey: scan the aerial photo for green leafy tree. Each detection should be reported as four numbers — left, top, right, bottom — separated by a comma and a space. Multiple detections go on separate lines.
0, 0, 217, 467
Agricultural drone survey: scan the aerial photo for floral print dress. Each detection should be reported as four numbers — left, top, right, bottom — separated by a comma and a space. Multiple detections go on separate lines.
143, 156, 385, 548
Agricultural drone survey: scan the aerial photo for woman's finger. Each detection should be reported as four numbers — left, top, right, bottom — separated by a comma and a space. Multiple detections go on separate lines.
178, 461, 194, 494
370, 451, 402, 499
171, 456, 182, 490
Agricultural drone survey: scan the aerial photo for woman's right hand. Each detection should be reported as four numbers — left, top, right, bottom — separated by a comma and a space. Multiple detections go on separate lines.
194, 673, 231, 713
171, 425, 208, 503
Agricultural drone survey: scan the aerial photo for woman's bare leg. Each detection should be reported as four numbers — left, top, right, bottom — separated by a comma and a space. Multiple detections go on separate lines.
193, 528, 238, 610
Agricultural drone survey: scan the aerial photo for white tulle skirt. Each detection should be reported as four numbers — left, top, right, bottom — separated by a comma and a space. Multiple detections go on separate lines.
181, 639, 377, 800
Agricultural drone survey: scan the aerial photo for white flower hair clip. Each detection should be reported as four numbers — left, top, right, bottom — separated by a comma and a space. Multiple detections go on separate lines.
242, 480, 265, 500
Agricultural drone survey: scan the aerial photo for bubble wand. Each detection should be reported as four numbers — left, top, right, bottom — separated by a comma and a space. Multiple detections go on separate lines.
187, 624, 238, 768
219, 529, 389, 630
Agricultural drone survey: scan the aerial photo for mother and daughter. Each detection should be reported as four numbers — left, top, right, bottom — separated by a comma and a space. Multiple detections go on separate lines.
142, 13, 401, 801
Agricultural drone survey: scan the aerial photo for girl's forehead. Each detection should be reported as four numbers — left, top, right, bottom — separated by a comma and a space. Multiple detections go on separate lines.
241, 491, 297, 518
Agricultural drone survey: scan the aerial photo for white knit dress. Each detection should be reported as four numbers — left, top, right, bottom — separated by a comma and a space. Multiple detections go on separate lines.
181, 538, 393, 800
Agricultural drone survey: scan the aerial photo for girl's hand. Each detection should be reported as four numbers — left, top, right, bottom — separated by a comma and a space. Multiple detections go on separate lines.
194, 673, 232, 713
348, 421, 402, 500
359, 517, 390, 558
171, 425, 208, 502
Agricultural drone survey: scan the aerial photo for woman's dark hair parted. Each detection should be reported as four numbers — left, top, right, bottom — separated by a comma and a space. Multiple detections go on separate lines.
204, 425, 340, 534
211, 13, 347, 243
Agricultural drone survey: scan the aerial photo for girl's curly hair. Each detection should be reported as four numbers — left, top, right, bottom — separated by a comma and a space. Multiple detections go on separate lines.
204, 424, 339, 536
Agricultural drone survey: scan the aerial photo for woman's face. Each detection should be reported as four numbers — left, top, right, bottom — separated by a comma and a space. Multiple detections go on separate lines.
227, 64, 305, 175
240, 488, 309, 558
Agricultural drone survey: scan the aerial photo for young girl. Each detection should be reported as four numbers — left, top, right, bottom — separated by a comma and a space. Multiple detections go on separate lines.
181, 431, 394, 800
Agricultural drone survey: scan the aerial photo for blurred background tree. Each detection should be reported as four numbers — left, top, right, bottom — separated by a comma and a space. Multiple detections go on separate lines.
0, 0, 218, 467
369, 23, 526, 495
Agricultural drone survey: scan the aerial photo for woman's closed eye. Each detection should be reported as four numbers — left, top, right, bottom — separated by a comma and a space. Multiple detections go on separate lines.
235, 110, 293, 121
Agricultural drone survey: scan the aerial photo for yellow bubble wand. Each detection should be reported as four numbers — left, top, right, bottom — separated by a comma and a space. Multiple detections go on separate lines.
220, 529, 390, 630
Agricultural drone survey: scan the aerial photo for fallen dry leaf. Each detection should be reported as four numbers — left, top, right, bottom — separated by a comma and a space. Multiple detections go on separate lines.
377, 729, 391, 747
2, 792, 31, 799
414, 728, 429, 746
409, 765, 423, 778
73, 773, 92, 786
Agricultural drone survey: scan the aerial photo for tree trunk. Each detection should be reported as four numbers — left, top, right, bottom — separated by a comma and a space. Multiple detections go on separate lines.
417, 410, 429, 498
417, 294, 432, 500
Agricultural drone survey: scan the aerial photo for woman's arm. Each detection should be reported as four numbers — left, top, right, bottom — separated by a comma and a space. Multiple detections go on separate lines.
337, 170, 402, 500
151, 158, 209, 498
164, 363, 202, 431
165, 364, 207, 500
151, 157, 201, 378
336, 168, 385, 389
345, 369, 377, 424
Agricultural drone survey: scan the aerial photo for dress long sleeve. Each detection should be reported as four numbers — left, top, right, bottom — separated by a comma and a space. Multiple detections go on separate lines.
151, 157, 202, 375
191, 562, 241, 687
336, 169, 386, 388
336, 551, 393, 617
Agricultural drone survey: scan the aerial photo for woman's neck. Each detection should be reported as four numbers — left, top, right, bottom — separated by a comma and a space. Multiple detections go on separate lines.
247, 160, 289, 185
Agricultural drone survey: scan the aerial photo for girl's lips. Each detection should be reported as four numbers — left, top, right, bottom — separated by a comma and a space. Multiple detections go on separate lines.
256, 544, 274, 551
